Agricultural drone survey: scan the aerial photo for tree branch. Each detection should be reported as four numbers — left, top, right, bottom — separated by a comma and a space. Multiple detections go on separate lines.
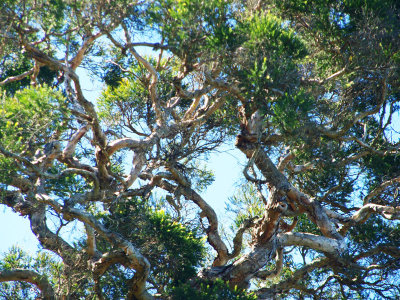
35, 192, 152, 300
228, 217, 257, 260
255, 248, 283, 280
340, 203, 400, 235
125, 152, 146, 189
354, 245, 400, 261
279, 232, 345, 255
62, 125, 90, 158
256, 257, 328, 299
0, 68, 34, 86
29, 204, 77, 266
363, 175, 400, 205
21, 39, 109, 181
106, 137, 145, 156
129, 47, 164, 127
156, 179, 229, 266
69, 32, 102, 70
301, 67, 346, 85
85, 224, 97, 258
0, 269, 55, 300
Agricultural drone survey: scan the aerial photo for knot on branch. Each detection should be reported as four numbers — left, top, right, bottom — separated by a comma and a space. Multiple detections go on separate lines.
235, 134, 258, 151
252, 201, 286, 245
274, 201, 288, 213
4, 192, 33, 216
280, 217, 298, 233
198, 265, 231, 281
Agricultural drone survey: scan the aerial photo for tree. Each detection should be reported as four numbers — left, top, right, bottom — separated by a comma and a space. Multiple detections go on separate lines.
1, 0, 400, 299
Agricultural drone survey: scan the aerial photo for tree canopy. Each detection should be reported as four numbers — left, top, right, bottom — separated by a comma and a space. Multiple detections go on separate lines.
1, 0, 399, 299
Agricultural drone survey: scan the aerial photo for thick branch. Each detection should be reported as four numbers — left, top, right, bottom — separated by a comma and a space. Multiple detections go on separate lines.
236, 143, 290, 192
0, 269, 55, 300
255, 248, 284, 280
156, 179, 229, 266
257, 257, 328, 298
254, 189, 288, 244
0, 68, 34, 86
62, 125, 90, 158
29, 204, 77, 266
43, 168, 99, 193
91, 250, 130, 277
35, 192, 152, 300
183, 95, 202, 120
106, 138, 145, 156
279, 232, 345, 255
222, 241, 280, 288
237, 134, 344, 248
363, 176, 400, 204
85, 224, 97, 258
129, 47, 164, 127
204, 72, 246, 104
69, 32, 102, 70
0, 143, 40, 175
181, 96, 227, 127
228, 217, 257, 260
22, 40, 108, 180
277, 151, 294, 172
125, 152, 146, 189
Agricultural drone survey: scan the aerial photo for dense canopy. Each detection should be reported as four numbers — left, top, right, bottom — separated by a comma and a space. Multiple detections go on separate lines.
1, 0, 399, 299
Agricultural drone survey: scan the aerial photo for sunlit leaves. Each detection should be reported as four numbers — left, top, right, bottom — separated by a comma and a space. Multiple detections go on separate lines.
0, 85, 65, 151
0, 85, 67, 183
98, 198, 206, 294
226, 183, 264, 229
271, 89, 314, 132
240, 12, 306, 59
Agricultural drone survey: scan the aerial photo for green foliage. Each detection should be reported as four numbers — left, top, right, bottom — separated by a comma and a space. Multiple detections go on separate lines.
0, 246, 62, 299
240, 12, 306, 59
0, 85, 67, 183
364, 152, 400, 185
294, 214, 320, 235
97, 198, 206, 295
98, 76, 151, 128
149, 0, 232, 57
0, 85, 66, 152
1, 0, 400, 298
225, 11, 309, 118
98, 57, 177, 131
46, 163, 94, 199
171, 278, 257, 300
272, 90, 314, 131
190, 163, 215, 192
226, 183, 264, 229
349, 215, 400, 251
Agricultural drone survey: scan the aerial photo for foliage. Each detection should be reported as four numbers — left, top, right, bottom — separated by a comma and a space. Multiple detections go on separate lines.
226, 183, 264, 229
171, 279, 257, 300
97, 198, 206, 295
0, 0, 400, 299
0, 247, 62, 299
0, 85, 67, 184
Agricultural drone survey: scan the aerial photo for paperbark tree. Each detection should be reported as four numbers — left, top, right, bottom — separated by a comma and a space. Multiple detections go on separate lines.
1, 0, 399, 299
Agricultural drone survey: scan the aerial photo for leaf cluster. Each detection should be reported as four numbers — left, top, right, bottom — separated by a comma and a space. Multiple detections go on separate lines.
97, 198, 206, 294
